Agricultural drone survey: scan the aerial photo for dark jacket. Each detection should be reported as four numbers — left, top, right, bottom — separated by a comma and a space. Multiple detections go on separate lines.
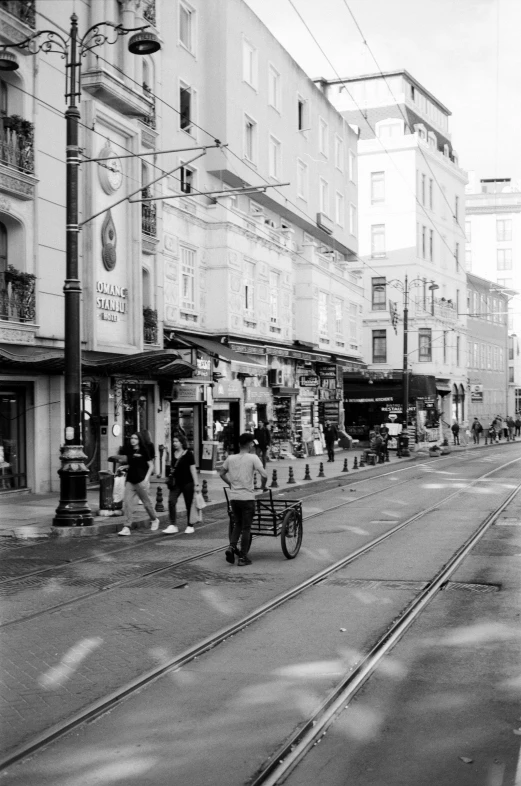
254, 427, 271, 451
324, 424, 338, 445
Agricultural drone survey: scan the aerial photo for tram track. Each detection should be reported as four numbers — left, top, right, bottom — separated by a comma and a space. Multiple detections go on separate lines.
1, 453, 520, 773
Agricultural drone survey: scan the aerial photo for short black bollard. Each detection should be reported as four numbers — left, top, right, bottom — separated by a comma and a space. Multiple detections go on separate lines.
201, 479, 210, 503
155, 485, 165, 512
353, 457, 358, 469
385, 452, 390, 462
287, 467, 296, 484
342, 458, 349, 472
303, 464, 312, 480
318, 462, 325, 478
270, 469, 279, 488
359, 454, 366, 468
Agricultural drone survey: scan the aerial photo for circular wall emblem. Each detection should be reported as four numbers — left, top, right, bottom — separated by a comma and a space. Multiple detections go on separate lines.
98, 142, 123, 194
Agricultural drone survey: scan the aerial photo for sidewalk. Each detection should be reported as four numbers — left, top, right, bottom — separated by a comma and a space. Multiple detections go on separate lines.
0, 438, 502, 539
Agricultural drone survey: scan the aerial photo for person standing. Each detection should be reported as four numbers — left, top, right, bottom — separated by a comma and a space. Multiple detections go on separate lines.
253, 421, 271, 489
117, 433, 160, 536
515, 415, 521, 438
219, 433, 268, 566
507, 416, 516, 441
451, 421, 460, 445
162, 434, 200, 535
471, 417, 483, 445
324, 421, 339, 462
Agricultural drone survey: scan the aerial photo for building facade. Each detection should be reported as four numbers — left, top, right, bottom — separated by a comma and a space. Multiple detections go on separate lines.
465, 176, 521, 415
319, 71, 468, 441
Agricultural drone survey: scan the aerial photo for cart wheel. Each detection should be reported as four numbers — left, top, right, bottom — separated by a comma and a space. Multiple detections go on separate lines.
281, 508, 302, 559
228, 520, 252, 554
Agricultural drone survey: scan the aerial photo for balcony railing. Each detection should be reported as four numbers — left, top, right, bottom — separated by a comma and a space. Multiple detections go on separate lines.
1, 0, 36, 28
0, 268, 36, 323
1, 115, 35, 174
143, 0, 156, 26
143, 307, 158, 344
141, 87, 156, 129
142, 188, 157, 236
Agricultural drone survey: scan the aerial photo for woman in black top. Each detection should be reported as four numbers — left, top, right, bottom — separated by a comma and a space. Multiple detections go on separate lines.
118, 432, 159, 536
162, 433, 200, 535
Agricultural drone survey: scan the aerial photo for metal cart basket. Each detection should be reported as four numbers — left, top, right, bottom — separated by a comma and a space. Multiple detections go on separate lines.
224, 488, 303, 559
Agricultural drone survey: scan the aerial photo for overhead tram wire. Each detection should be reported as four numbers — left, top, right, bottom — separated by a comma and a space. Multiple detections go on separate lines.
341, 0, 468, 241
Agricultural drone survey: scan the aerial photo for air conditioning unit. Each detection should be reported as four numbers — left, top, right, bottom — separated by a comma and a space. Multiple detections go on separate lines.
268, 369, 283, 386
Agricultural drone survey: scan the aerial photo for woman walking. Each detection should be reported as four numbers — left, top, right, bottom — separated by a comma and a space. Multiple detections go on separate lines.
162, 434, 200, 534
118, 432, 160, 536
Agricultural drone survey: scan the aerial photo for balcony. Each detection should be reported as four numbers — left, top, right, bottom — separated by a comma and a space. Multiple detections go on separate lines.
0, 267, 36, 323
0, 115, 37, 199
143, 0, 156, 26
82, 67, 156, 118
0, 1, 36, 35
143, 307, 158, 345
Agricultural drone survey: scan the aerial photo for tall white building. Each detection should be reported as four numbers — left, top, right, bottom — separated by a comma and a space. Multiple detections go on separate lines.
465, 175, 521, 415
319, 71, 468, 440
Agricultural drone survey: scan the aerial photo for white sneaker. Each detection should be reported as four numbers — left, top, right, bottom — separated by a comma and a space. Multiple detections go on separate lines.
118, 526, 131, 536
150, 519, 160, 531
184, 526, 195, 534
162, 524, 179, 534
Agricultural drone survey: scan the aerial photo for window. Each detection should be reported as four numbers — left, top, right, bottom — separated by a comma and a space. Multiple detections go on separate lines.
319, 117, 329, 157
268, 135, 282, 180
429, 229, 434, 261
268, 65, 281, 111
497, 278, 513, 287
244, 115, 257, 162
179, 2, 194, 52
456, 336, 460, 366
334, 297, 343, 334
465, 220, 471, 242
454, 195, 459, 222
319, 291, 328, 337
319, 178, 329, 215
419, 328, 432, 362
509, 366, 515, 383
335, 192, 344, 226
349, 203, 357, 236
371, 171, 385, 203
297, 96, 307, 130
429, 178, 433, 209
421, 174, 426, 205
334, 136, 344, 171
179, 83, 193, 133
180, 246, 196, 311
376, 119, 403, 137
465, 249, 472, 270
270, 271, 279, 322
372, 330, 387, 364
455, 242, 460, 269
296, 159, 308, 200
243, 39, 257, 88
180, 163, 194, 194
371, 277, 386, 311
348, 150, 355, 182
244, 261, 255, 312
497, 249, 512, 270
371, 224, 385, 258
422, 226, 426, 259
497, 219, 512, 241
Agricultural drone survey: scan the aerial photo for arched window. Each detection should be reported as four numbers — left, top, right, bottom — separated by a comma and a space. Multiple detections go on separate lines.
0, 221, 7, 273
142, 267, 151, 308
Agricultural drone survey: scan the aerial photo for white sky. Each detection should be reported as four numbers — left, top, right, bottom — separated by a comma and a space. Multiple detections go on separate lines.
245, 0, 521, 186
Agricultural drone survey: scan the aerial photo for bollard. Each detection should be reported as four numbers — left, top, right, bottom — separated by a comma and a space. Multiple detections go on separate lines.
155, 485, 165, 513
303, 464, 312, 480
201, 479, 210, 503
342, 458, 349, 472
353, 457, 358, 469
318, 462, 325, 478
270, 469, 279, 488
385, 452, 390, 462
287, 467, 296, 484
359, 454, 366, 468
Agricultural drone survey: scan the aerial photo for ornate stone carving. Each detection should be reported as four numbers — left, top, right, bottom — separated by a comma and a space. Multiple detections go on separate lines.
0, 169, 36, 200
101, 210, 117, 271
0, 325, 36, 343
0, 195, 12, 212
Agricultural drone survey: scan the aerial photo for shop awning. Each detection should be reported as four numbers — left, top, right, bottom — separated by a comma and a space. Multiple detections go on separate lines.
410, 375, 437, 398
436, 382, 452, 394
0, 346, 194, 378
174, 335, 265, 367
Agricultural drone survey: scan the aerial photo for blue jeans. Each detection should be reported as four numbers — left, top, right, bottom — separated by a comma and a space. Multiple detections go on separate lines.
230, 499, 255, 557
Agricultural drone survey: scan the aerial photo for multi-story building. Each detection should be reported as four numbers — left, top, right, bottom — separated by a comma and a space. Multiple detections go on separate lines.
465, 175, 521, 415
318, 70, 468, 441
465, 273, 509, 428
0, 0, 364, 493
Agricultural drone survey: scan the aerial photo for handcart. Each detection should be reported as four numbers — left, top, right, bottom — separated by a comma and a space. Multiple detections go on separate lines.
224, 488, 303, 559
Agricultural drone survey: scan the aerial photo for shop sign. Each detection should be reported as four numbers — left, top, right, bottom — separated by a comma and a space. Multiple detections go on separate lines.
344, 396, 394, 403
213, 379, 243, 399
172, 384, 202, 402
299, 375, 319, 387
96, 280, 128, 322
470, 384, 483, 402
316, 363, 337, 379
229, 343, 265, 355
245, 387, 272, 404
193, 352, 212, 380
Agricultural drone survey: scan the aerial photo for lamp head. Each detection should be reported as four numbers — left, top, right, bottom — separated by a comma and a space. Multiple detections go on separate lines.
128, 30, 161, 55
0, 51, 20, 71
428, 283, 439, 291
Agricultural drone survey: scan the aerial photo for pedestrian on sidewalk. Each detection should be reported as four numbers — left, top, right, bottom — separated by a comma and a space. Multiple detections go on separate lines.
324, 421, 338, 462
515, 414, 521, 437
507, 416, 516, 441
117, 433, 160, 536
162, 434, 200, 535
471, 417, 483, 444
219, 432, 268, 566
451, 420, 460, 445
253, 421, 271, 489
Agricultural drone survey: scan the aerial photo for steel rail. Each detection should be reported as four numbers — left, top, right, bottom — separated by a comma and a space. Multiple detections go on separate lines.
251, 480, 521, 786
1, 456, 519, 772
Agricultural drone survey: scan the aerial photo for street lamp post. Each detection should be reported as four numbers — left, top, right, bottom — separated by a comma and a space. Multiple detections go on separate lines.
0, 14, 160, 526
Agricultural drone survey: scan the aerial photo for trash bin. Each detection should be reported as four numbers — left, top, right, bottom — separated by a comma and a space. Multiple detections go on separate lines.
98, 470, 123, 517
397, 434, 410, 457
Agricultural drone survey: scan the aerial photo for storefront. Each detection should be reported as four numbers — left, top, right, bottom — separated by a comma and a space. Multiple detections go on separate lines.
244, 386, 272, 429
0, 383, 27, 490
212, 376, 242, 459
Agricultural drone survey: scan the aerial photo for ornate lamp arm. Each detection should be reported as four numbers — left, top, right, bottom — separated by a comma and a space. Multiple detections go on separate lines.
79, 21, 150, 56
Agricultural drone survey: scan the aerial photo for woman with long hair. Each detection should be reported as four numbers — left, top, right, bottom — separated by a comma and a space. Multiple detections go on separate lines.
117, 432, 159, 536
163, 433, 200, 534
